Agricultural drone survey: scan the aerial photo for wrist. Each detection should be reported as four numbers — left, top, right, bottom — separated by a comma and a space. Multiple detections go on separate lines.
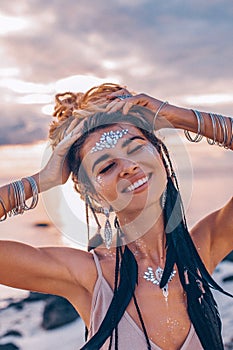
36, 170, 62, 193
164, 104, 196, 130
33, 172, 52, 193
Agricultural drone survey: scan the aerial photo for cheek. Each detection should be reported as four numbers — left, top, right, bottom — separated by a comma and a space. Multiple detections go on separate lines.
155, 155, 167, 182
93, 176, 118, 202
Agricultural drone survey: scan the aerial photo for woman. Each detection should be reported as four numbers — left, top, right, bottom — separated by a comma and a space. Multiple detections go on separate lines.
0, 83, 232, 350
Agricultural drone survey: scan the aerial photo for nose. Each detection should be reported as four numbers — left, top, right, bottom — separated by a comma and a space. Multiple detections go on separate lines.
119, 160, 139, 178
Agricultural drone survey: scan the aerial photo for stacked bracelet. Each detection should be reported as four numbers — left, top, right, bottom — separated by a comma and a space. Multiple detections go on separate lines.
214, 114, 228, 147
11, 180, 26, 215
184, 110, 233, 149
1, 176, 39, 220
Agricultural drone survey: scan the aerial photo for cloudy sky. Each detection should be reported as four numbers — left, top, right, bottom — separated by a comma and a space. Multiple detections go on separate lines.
0, 0, 233, 144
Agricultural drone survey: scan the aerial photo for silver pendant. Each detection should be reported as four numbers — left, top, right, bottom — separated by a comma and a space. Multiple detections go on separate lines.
143, 266, 176, 301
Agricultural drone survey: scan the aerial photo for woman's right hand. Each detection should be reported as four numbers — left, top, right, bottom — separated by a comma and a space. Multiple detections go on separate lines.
38, 119, 84, 192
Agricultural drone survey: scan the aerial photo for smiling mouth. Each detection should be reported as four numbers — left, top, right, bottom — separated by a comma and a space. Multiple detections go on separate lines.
123, 174, 151, 193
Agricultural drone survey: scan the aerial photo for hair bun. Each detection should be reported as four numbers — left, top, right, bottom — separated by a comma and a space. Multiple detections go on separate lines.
49, 83, 124, 148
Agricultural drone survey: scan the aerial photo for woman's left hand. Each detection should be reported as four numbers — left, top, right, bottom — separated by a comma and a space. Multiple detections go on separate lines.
106, 88, 173, 130
106, 88, 164, 115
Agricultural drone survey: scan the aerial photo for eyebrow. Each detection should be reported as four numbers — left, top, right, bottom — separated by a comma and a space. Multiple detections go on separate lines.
121, 135, 145, 148
92, 154, 110, 173
91, 136, 145, 173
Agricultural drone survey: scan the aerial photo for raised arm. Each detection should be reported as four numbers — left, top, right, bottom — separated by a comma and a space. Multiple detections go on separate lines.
0, 241, 90, 295
105, 89, 233, 150
0, 120, 97, 314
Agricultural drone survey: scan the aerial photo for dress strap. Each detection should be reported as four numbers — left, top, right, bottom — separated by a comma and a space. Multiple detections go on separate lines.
92, 250, 103, 278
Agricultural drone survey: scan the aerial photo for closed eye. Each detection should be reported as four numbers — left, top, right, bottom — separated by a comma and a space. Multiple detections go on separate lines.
128, 144, 144, 155
99, 162, 116, 174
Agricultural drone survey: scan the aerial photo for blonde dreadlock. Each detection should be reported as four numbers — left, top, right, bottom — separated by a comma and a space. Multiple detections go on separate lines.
49, 83, 126, 148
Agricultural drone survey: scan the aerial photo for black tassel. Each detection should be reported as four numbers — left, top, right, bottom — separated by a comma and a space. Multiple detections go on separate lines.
160, 177, 181, 288
87, 232, 104, 252
159, 236, 176, 288
185, 270, 224, 350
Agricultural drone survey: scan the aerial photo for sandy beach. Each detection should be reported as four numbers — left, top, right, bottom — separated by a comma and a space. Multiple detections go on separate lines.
0, 138, 232, 349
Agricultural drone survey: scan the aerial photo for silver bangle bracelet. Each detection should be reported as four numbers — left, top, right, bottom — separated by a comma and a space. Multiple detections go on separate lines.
207, 113, 217, 145
214, 114, 225, 147
153, 101, 168, 132
218, 114, 228, 147
184, 109, 204, 143
23, 176, 39, 210
0, 196, 7, 221
229, 117, 233, 147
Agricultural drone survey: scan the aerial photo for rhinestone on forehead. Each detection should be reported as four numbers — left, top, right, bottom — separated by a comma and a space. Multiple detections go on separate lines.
91, 129, 129, 153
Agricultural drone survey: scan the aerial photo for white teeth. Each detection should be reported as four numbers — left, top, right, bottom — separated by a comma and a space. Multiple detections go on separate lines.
126, 176, 148, 192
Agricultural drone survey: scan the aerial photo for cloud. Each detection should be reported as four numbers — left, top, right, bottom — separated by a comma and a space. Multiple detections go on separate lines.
0, 102, 49, 145
0, 0, 233, 144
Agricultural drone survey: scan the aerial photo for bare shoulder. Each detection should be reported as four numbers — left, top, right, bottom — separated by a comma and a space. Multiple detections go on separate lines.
41, 245, 98, 292
190, 197, 233, 273
91, 247, 117, 287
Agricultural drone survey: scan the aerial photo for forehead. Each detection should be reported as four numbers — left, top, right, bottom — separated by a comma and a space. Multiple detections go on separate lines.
81, 123, 145, 158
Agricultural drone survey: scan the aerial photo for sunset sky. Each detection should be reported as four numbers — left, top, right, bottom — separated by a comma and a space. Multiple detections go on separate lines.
0, 0, 233, 144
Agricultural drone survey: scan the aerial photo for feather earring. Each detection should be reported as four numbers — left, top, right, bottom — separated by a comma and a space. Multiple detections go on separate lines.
103, 208, 112, 249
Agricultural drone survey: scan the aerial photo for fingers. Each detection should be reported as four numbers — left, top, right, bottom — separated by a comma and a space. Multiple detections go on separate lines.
123, 101, 135, 115
105, 99, 126, 113
65, 118, 80, 134
55, 120, 84, 156
106, 95, 144, 115
64, 118, 85, 140
106, 87, 131, 100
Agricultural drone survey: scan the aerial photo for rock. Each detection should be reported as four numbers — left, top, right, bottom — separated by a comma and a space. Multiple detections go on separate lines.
1, 292, 50, 312
2, 330, 22, 338
0, 343, 20, 349
42, 296, 79, 330
34, 222, 50, 228
222, 275, 233, 283
225, 339, 233, 350
6, 301, 24, 311
24, 292, 51, 302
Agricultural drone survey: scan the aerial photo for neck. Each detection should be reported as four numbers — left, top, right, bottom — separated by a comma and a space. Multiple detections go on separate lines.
118, 203, 166, 266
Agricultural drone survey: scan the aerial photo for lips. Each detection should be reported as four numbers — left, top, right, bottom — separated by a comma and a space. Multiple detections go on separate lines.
122, 174, 151, 193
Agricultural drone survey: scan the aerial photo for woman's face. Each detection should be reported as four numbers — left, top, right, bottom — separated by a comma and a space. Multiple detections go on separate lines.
80, 123, 167, 215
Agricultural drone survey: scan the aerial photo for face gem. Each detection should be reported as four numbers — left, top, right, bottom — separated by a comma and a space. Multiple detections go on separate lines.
91, 129, 128, 153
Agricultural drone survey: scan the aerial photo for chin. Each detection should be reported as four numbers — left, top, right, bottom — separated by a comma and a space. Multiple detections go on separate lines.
116, 194, 162, 217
